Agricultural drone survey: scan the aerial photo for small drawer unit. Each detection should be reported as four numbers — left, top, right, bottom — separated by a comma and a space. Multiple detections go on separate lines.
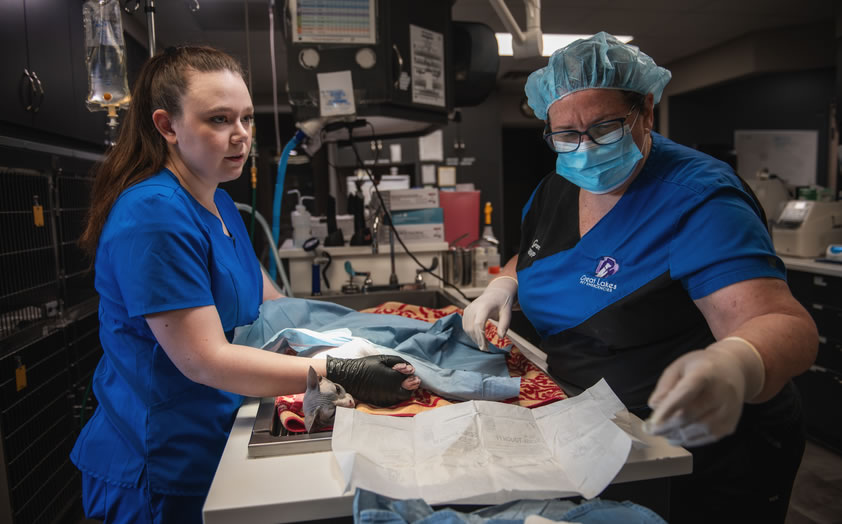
787, 268, 842, 453
815, 337, 842, 372
793, 367, 842, 455
787, 270, 842, 309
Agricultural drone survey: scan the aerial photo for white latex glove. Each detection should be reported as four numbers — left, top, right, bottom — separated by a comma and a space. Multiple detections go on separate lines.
461, 276, 518, 351
643, 337, 765, 448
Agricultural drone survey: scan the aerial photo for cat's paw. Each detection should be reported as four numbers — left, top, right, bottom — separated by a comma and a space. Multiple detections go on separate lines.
401, 375, 421, 391
391, 362, 420, 391
391, 362, 415, 375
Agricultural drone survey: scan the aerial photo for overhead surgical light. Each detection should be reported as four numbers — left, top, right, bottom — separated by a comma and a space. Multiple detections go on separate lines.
495, 33, 635, 57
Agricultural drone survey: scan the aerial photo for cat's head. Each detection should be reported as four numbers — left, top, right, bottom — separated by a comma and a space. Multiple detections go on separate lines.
302, 366, 355, 433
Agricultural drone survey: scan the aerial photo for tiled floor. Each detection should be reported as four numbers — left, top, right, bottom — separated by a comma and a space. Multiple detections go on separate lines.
786, 441, 842, 523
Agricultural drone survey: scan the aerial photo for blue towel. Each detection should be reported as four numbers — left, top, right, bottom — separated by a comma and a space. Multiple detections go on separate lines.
233, 298, 520, 401
353, 488, 668, 524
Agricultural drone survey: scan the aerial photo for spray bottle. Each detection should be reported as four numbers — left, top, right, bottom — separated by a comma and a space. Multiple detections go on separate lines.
82, 0, 131, 146
474, 201, 500, 285
480, 202, 498, 246
483, 202, 501, 277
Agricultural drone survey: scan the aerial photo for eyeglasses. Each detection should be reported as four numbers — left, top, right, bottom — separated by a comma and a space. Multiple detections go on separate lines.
543, 105, 640, 154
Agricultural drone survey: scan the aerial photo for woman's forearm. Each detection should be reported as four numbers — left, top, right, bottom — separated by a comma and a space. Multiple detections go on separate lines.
190, 342, 327, 397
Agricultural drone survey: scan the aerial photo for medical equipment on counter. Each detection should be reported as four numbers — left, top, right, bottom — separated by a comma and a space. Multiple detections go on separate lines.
269, 130, 303, 278
83, 0, 131, 146
772, 200, 842, 257
487, 246, 501, 276
443, 247, 474, 288
269, 117, 355, 278
322, 196, 346, 246
480, 201, 499, 246
342, 261, 370, 294
302, 237, 332, 295
746, 169, 792, 231
821, 244, 842, 263
473, 247, 489, 287
287, 190, 314, 248
284, 0, 455, 137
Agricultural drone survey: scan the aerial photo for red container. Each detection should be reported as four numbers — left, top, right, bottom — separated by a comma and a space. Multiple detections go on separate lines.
439, 190, 480, 247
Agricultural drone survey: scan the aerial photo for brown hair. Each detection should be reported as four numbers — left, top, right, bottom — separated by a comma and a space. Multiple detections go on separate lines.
79, 45, 245, 259
621, 90, 646, 109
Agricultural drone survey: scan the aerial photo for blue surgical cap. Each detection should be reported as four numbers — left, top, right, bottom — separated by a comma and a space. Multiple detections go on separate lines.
525, 32, 671, 120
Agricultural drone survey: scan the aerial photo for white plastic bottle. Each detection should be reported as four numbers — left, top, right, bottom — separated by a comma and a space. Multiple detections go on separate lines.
292, 205, 312, 248
288, 190, 312, 248
473, 246, 488, 288
486, 245, 501, 277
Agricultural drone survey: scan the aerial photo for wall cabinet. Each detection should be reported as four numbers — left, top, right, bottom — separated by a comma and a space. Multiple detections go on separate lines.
0, 0, 32, 129
0, 0, 108, 146
788, 268, 842, 454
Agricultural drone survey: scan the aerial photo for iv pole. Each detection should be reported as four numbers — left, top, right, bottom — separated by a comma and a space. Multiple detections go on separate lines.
121, 0, 157, 57
145, 0, 156, 56
124, 0, 201, 57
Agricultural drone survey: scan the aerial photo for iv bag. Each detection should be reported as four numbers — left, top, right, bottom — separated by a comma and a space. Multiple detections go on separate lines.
82, 0, 131, 112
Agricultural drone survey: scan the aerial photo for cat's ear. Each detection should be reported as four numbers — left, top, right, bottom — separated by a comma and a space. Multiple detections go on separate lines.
304, 411, 317, 433
306, 366, 319, 391
305, 404, 337, 433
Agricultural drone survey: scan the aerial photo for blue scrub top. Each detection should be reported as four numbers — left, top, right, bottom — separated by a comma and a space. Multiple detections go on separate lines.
515, 133, 785, 410
71, 169, 262, 496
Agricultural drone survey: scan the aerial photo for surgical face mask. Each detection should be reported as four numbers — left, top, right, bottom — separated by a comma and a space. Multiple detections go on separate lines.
554, 125, 644, 194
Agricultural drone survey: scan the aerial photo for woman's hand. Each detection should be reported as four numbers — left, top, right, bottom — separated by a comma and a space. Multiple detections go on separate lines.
461, 276, 518, 350
325, 355, 420, 407
644, 337, 765, 447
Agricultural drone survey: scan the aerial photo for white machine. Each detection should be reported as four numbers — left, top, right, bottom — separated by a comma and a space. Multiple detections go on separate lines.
772, 200, 842, 257
746, 172, 791, 231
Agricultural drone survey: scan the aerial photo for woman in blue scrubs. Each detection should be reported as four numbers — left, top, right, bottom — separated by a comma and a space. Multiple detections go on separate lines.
463, 33, 818, 523
72, 46, 419, 523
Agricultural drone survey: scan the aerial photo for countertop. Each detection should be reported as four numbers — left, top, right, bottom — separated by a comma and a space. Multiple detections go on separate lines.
278, 241, 449, 259
780, 255, 842, 277
204, 396, 691, 523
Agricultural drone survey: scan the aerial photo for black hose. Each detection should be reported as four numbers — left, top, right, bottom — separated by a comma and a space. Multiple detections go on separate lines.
322, 250, 332, 289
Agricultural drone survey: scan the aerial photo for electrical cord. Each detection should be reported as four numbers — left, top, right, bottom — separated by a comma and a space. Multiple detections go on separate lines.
347, 123, 470, 302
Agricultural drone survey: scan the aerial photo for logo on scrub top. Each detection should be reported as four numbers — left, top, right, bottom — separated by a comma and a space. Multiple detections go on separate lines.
578, 256, 619, 293
595, 256, 619, 278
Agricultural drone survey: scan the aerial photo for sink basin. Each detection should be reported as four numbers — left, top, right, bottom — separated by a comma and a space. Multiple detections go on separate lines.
306, 288, 467, 311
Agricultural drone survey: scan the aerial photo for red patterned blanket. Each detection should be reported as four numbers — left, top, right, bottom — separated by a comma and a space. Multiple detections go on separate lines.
276, 301, 566, 432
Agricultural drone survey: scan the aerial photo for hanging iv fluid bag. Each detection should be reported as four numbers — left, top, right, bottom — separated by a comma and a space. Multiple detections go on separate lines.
82, 0, 130, 112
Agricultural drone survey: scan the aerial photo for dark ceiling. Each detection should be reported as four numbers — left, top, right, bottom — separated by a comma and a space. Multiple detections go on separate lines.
121, 0, 836, 105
